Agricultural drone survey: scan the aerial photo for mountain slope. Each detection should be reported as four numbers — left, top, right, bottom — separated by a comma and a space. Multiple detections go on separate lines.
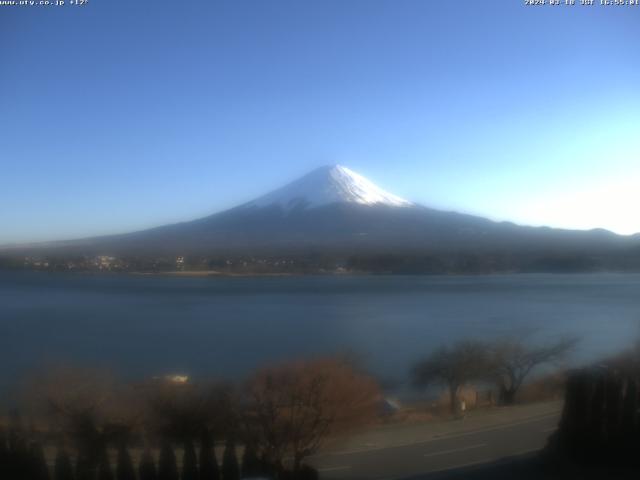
3, 165, 639, 260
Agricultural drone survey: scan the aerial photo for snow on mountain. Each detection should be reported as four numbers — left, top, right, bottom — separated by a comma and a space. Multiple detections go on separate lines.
7, 164, 637, 260
244, 165, 413, 211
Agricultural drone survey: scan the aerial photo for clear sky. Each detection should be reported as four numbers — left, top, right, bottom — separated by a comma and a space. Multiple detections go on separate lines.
2, 0, 639, 244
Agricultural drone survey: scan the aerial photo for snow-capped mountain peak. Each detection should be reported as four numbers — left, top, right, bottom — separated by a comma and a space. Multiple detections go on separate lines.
245, 165, 413, 211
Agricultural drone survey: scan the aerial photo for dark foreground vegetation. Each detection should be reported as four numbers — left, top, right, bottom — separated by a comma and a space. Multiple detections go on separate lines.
0, 358, 379, 480
545, 350, 640, 477
0, 334, 576, 480
4, 337, 640, 480
406, 348, 640, 480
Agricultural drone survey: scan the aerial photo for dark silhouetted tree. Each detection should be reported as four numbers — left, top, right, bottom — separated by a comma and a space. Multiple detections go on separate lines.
33, 366, 126, 472
490, 336, 577, 405
221, 439, 240, 480
182, 439, 198, 480
76, 449, 96, 480
198, 430, 219, 480
54, 447, 74, 480
138, 448, 157, 480
240, 442, 261, 478
30, 441, 51, 480
97, 447, 114, 480
7, 410, 30, 480
8, 410, 25, 452
157, 441, 179, 480
116, 444, 136, 480
0, 428, 8, 480
412, 340, 490, 413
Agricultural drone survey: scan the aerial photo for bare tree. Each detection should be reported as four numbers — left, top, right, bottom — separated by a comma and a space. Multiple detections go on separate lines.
489, 336, 576, 405
141, 379, 233, 442
412, 340, 490, 413
25, 366, 137, 446
22, 366, 141, 479
244, 358, 379, 473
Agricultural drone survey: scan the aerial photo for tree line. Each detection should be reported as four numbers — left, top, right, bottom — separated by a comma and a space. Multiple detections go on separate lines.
412, 335, 577, 412
0, 336, 577, 479
0, 420, 250, 480
0, 358, 380, 480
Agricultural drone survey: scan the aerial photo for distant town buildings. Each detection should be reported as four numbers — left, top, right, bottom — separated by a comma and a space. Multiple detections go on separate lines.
95, 255, 116, 270
14, 253, 353, 275
23, 257, 49, 269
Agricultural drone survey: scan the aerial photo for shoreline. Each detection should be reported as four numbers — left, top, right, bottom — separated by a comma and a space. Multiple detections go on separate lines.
129, 270, 300, 278
4, 268, 640, 279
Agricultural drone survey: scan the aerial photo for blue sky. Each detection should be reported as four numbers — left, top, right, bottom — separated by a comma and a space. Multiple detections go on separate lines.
2, 0, 639, 243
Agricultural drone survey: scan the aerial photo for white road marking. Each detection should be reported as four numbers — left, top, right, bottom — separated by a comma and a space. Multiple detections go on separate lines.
366, 447, 544, 480
424, 443, 487, 458
426, 458, 495, 474
318, 411, 559, 457
317, 465, 352, 472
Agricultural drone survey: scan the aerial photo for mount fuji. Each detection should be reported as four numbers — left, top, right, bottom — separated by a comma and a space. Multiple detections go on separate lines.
244, 165, 413, 210
4, 165, 639, 269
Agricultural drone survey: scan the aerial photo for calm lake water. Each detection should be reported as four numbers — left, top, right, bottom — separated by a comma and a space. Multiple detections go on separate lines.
1, 271, 640, 391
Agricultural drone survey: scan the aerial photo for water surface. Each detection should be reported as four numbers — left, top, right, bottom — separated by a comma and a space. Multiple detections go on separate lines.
1, 271, 639, 391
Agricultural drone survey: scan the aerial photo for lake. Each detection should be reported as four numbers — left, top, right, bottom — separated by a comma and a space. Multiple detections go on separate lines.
1, 271, 639, 392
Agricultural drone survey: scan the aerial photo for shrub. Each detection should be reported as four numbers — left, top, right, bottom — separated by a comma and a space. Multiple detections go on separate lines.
138, 448, 158, 480
240, 442, 261, 478
30, 441, 51, 480
221, 439, 240, 480
198, 430, 219, 480
97, 447, 114, 480
157, 441, 179, 480
182, 439, 198, 480
54, 447, 74, 480
116, 445, 136, 480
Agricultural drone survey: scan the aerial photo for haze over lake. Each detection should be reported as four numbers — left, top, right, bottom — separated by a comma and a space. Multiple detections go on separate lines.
1, 271, 639, 391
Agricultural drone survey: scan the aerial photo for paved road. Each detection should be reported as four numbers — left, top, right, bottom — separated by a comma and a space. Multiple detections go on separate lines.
310, 401, 562, 480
